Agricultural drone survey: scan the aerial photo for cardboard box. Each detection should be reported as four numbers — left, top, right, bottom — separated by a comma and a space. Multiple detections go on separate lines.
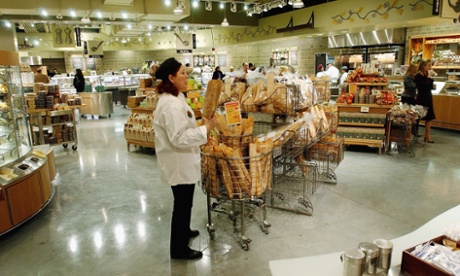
401, 235, 459, 276
139, 78, 153, 88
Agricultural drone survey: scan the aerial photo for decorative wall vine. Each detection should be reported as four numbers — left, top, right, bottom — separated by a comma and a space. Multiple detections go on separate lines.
331, 1, 405, 24
408, 0, 433, 11
214, 25, 277, 44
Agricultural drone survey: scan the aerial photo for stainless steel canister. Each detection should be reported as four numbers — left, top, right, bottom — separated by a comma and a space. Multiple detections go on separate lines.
358, 242, 380, 275
373, 238, 393, 271
340, 249, 365, 276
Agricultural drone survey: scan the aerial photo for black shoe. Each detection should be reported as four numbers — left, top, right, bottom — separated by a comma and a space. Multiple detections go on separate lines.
171, 250, 203, 260
188, 230, 199, 238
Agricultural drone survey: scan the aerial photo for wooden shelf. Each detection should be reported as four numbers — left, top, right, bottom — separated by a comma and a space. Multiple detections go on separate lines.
126, 139, 155, 149
349, 83, 388, 86
432, 66, 460, 70
338, 122, 384, 127
343, 138, 383, 154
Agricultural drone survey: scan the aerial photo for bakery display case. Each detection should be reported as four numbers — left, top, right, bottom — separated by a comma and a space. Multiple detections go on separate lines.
0, 59, 55, 236
0, 65, 33, 167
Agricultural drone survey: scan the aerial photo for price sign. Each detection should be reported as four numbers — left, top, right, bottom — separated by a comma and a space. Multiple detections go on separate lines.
224, 101, 242, 126
360, 106, 370, 113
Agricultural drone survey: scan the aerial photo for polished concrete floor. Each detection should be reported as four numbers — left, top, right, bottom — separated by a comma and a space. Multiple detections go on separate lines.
1, 106, 459, 275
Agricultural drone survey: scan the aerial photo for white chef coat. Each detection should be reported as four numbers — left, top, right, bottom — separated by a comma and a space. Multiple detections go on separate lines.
325, 66, 340, 84
339, 72, 348, 85
153, 92, 208, 186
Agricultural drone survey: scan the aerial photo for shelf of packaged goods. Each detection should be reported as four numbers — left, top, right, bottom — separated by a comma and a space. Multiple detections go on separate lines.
342, 138, 383, 154
338, 122, 384, 127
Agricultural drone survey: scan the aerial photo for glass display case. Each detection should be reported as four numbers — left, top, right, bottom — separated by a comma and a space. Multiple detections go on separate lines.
51, 74, 151, 92
0, 65, 33, 168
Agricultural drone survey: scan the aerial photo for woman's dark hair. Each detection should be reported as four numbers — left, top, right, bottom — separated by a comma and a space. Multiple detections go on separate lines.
155, 58, 182, 96
76, 69, 83, 77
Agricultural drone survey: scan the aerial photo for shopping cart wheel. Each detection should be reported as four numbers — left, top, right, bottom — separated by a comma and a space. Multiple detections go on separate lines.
241, 236, 251, 251
72, 145, 77, 151
207, 224, 216, 240
63, 143, 68, 148
262, 220, 271, 234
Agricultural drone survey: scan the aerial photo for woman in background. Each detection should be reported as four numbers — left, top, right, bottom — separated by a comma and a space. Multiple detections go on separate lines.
212, 66, 225, 81
153, 57, 216, 260
414, 59, 436, 143
402, 62, 418, 105
402, 62, 419, 136
73, 69, 85, 92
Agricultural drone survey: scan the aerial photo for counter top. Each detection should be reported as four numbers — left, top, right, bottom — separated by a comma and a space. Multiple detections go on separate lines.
269, 204, 460, 276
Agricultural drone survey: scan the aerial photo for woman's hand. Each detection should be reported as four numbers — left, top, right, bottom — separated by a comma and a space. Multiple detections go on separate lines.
202, 115, 216, 133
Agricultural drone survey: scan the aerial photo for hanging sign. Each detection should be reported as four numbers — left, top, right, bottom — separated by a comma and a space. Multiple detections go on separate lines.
224, 101, 242, 126
51, 25, 75, 48
75, 27, 81, 47
175, 33, 193, 53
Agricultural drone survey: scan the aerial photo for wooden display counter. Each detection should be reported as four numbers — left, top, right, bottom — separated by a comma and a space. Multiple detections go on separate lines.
0, 148, 55, 236
337, 104, 393, 154
432, 94, 460, 131
124, 107, 155, 151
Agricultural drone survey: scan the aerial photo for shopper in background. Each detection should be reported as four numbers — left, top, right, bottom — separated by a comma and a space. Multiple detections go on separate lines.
402, 62, 420, 136
402, 63, 419, 105
249, 63, 256, 71
339, 66, 348, 87
34, 68, 50, 83
153, 57, 216, 260
212, 66, 225, 81
325, 63, 340, 85
414, 58, 436, 143
316, 64, 326, 77
73, 69, 85, 92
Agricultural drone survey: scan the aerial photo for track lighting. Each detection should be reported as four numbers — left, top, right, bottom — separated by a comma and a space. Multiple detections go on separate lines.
292, 0, 304, 8
221, 18, 229, 27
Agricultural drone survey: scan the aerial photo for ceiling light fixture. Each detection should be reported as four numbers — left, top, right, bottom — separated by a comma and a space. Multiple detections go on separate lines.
288, 0, 293, 5
221, 17, 229, 27
292, 0, 304, 8
69, 10, 76, 17
173, 5, 183, 15
96, 11, 103, 18
56, 11, 63, 19
192, 0, 199, 8
164, 0, 171, 6
40, 9, 48, 17
122, 12, 128, 19
109, 13, 116, 20
173, 0, 184, 15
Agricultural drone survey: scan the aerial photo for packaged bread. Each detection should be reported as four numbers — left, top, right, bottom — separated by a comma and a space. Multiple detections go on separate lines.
250, 139, 274, 196
202, 80, 223, 118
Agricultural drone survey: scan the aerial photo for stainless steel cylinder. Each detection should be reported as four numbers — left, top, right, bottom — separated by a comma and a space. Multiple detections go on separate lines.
358, 242, 380, 275
340, 249, 365, 276
373, 238, 393, 270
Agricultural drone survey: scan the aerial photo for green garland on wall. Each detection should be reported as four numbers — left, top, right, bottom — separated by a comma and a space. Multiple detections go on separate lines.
214, 25, 277, 44
331, 1, 405, 24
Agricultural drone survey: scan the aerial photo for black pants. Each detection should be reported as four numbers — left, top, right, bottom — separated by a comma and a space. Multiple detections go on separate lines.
170, 184, 195, 256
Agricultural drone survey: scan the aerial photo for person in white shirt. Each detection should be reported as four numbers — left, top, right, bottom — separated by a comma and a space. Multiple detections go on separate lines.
339, 66, 349, 86
325, 63, 340, 84
316, 64, 326, 77
153, 57, 216, 260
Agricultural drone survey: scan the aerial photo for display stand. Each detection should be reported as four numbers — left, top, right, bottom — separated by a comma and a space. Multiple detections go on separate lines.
336, 104, 392, 154
29, 108, 79, 150
124, 107, 155, 151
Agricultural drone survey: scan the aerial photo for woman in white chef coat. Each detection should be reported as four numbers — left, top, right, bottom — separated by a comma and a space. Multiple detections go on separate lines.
153, 58, 216, 260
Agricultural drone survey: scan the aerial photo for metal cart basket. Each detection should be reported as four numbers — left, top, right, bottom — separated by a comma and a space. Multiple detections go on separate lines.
201, 144, 273, 251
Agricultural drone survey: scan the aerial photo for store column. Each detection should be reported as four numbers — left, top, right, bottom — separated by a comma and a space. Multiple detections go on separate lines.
0, 25, 20, 65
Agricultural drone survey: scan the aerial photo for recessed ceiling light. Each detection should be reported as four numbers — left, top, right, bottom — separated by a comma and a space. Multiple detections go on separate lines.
69, 10, 76, 17
40, 9, 48, 17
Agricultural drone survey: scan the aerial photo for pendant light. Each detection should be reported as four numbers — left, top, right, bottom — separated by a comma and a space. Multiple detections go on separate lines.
221, 2, 229, 27
292, 0, 304, 8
